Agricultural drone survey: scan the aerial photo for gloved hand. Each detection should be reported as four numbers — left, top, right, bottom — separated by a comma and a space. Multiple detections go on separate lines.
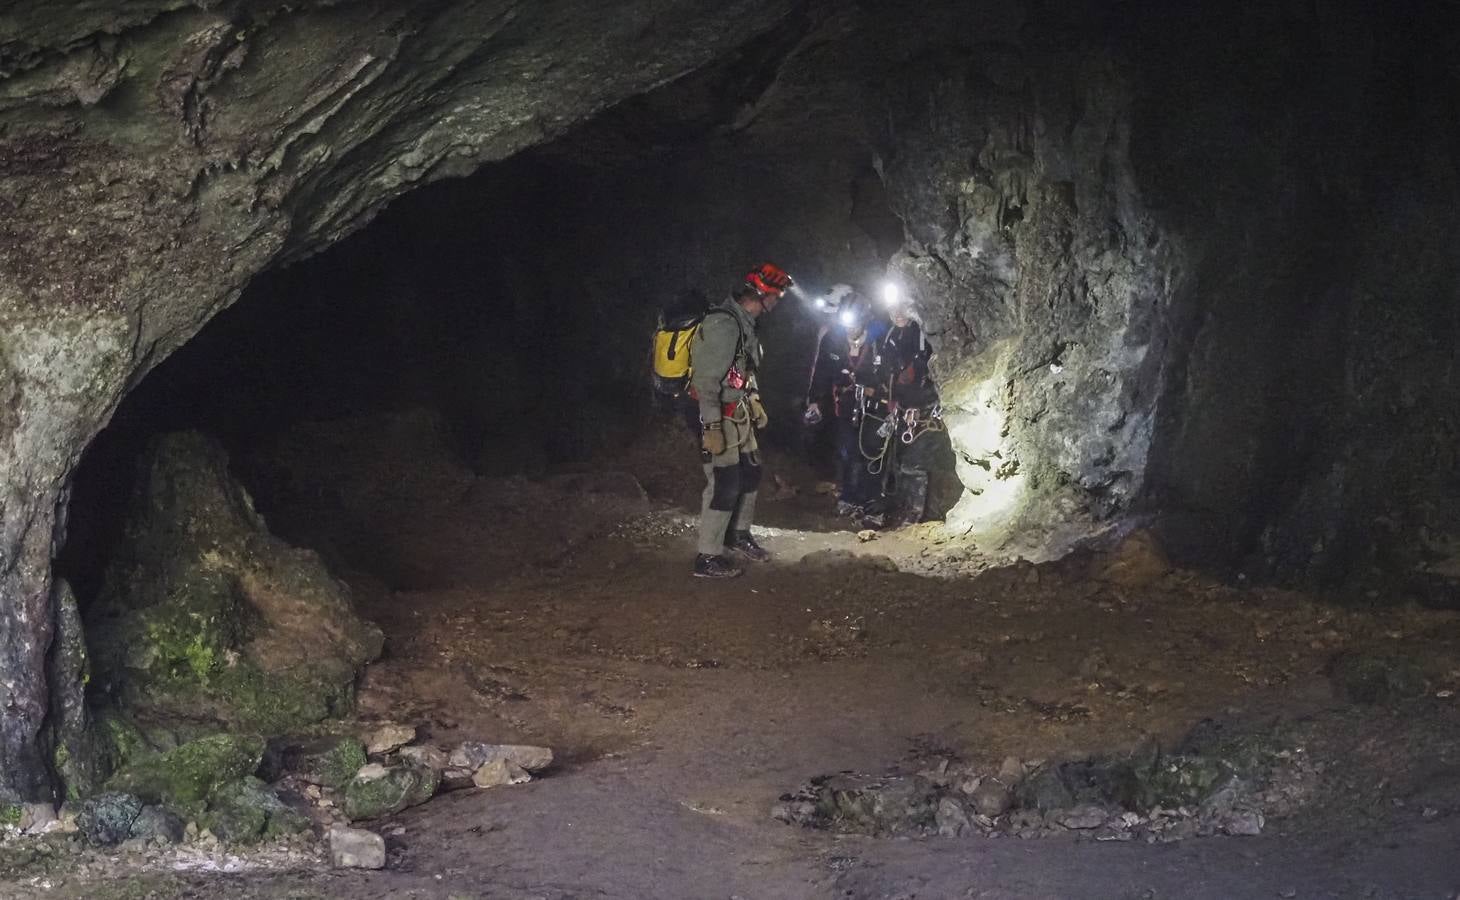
749, 394, 769, 430
702, 422, 727, 456
803, 402, 822, 426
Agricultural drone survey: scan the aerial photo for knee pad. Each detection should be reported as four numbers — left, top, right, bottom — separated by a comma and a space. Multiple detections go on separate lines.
739, 456, 763, 494
709, 464, 742, 511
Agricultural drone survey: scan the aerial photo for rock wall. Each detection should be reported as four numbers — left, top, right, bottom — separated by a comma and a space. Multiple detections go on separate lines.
0, 0, 795, 803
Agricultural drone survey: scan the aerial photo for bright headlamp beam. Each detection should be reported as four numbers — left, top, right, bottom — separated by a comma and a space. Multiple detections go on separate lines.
839, 310, 857, 327
880, 280, 901, 308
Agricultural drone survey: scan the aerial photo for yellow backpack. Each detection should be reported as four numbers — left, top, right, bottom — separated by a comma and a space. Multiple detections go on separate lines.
651, 309, 735, 397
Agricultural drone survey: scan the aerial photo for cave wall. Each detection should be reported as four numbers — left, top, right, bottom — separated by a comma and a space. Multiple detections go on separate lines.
6, 0, 1460, 805
0, 0, 798, 804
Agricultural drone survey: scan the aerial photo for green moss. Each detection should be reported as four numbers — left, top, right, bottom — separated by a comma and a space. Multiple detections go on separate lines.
0, 805, 21, 826
105, 734, 264, 817
343, 762, 440, 820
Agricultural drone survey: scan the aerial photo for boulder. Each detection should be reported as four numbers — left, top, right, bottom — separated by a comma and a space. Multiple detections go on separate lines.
1016, 766, 1075, 813
85, 433, 384, 735
105, 734, 265, 816
76, 792, 144, 846
329, 825, 386, 870
969, 779, 1014, 817
343, 762, 440, 820
269, 735, 368, 789
129, 806, 186, 844
202, 777, 308, 843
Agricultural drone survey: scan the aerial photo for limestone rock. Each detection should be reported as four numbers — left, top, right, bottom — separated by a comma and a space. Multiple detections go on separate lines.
1054, 805, 1108, 830
129, 805, 186, 844
202, 777, 307, 843
398, 745, 449, 772
270, 735, 368, 790
935, 796, 970, 837
105, 734, 265, 817
85, 433, 384, 735
449, 742, 554, 774
343, 761, 440, 820
969, 779, 1014, 818
76, 792, 144, 846
472, 759, 531, 789
1016, 766, 1075, 813
17, 802, 57, 833
362, 723, 417, 757
329, 825, 386, 870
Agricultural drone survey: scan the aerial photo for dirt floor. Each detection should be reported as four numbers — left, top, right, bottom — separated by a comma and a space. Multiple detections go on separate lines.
8, 412, 1460, 899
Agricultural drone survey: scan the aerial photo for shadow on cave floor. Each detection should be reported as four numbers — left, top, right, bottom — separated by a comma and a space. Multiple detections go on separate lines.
16, 410, 1460, 899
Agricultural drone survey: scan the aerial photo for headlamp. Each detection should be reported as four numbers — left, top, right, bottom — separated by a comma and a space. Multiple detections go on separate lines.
880, 280, 902, 308
839, 309, 857, 328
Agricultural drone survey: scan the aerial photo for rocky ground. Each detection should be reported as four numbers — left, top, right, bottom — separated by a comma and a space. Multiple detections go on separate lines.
6, 414, 1460, 898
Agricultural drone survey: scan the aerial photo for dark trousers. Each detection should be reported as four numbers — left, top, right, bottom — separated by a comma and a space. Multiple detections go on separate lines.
834, 418, 880, 506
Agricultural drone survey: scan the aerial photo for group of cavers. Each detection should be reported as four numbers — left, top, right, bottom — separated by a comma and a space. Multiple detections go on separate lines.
652, 263, 945, 579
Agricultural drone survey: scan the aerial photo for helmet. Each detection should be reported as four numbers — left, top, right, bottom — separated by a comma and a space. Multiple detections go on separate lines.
744, 262, 794, 298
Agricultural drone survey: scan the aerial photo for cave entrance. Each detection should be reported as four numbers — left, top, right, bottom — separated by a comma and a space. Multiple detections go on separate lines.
55, 64, 966, 797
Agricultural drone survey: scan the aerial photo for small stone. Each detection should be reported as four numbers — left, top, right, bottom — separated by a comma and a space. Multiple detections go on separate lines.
935, 797, 970, 837
399, 745, 449, 771
439, 767, 477, 792
449, 742, 554, 774
855, 530, 878, 543
1055, 805, 1108, 830
472, 758, 531, 789
970, 780, 1014, 817
18, 802, 57, 833
363, 723, 417, 756
329, 825, 386, 869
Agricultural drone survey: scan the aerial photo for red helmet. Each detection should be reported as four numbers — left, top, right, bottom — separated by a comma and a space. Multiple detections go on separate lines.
744, 262, 794, 298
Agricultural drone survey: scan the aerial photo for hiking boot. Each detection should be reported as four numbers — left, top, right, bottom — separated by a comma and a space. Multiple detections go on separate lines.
693, 554, 743, 579
725, 530, 771, 562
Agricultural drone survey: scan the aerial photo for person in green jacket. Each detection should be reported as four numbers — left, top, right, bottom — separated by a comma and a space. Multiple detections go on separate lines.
690, 263, 793, 578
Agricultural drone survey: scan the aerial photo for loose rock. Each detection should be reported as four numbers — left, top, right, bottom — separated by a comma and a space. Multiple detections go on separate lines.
344, 761, 440, 820
329, 824, 386, 870
970, 779, 1014, 817
472, 758, 532, 789
76, 792, 144, 846
449, 742, 554, 774
129, 805, 186, 844
363, 723, 417, 756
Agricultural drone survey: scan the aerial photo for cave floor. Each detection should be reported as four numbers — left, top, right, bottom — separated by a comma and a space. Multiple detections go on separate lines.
11, 419, 1460, 899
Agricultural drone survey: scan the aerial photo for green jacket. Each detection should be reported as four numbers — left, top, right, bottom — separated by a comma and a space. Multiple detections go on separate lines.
690, 297, 761, 425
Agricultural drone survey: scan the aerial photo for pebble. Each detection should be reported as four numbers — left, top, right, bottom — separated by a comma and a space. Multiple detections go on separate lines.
329, 825, 386, 869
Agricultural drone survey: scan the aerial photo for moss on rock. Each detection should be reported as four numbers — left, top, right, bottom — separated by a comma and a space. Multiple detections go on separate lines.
104, 734, 264, 817
343, 762, 440, 821
85, 433, 383, 739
